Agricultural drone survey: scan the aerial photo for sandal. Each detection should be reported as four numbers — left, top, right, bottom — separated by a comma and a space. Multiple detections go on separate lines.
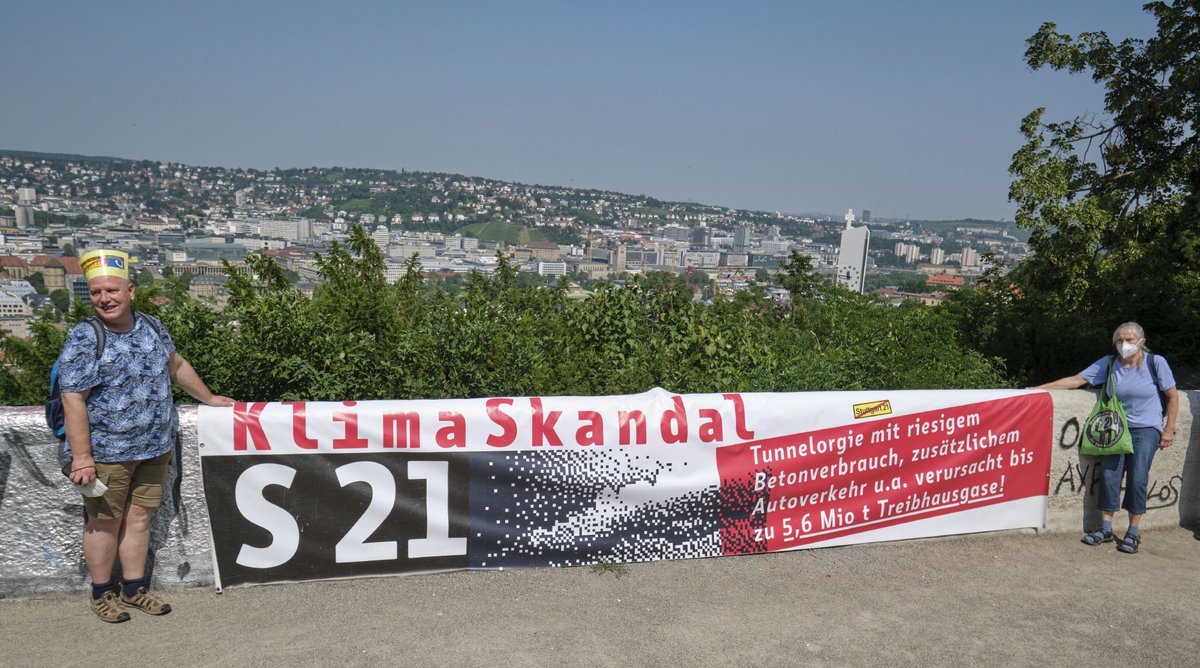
1116, 532, 1141, 554
1081, 529, 1113, 546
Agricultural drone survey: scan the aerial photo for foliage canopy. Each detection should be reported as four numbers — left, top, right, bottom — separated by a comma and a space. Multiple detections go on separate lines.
0, 245, 1006, 406
948, 0, 1200, 383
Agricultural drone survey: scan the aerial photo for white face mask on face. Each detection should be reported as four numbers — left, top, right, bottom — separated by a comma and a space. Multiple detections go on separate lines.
1118, 341, 1140, 360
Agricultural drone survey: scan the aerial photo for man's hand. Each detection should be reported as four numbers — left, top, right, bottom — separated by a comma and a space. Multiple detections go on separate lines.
69, 453, 97, 485
206, 395, 236, 407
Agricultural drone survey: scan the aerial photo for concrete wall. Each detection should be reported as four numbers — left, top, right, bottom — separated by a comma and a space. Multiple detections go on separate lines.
2, 392, 1196, 597
0, 407, 214, 597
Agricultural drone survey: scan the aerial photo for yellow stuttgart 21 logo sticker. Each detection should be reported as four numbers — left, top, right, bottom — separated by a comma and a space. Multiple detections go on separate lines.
853, 400, 892, 419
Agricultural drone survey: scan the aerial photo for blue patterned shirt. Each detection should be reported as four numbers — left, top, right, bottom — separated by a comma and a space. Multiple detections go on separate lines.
57, 314, 178, 462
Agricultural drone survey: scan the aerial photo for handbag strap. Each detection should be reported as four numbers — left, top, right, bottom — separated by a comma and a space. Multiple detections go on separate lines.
1104, 356, 1118, 403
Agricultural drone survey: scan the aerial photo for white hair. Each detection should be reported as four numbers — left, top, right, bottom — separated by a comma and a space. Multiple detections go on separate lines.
1112, 321, 1145, 346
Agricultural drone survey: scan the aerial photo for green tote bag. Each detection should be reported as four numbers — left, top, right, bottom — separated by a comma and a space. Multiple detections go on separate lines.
1079, 360, 1135, 456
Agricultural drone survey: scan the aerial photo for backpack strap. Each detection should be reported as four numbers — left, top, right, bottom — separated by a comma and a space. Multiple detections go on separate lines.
1146, 352, 1167, 417
82, 317, 105, 359
133, 311, 167, 342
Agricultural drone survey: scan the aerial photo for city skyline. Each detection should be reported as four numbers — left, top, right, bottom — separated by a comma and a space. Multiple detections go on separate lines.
0, 1, 1158, 220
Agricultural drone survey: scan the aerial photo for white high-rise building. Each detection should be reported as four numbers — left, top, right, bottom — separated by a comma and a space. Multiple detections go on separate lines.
14, 187, 36, 230
294, 218, 313, 240
961, 247, 978, 267
930, 247, 946, 265
372, 225, 390, 250
613, 244, 627, 274
835, 209, 870, 293
258, 219, 312, 241
733, 223, 752, 252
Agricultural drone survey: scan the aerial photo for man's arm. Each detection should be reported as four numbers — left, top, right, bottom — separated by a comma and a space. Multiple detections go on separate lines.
168, 352, 234, 407
61, 389, 95, 485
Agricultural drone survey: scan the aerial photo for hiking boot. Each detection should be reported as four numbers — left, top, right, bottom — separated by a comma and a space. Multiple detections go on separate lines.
120, 586, 172, 615
90, 590, 131, 623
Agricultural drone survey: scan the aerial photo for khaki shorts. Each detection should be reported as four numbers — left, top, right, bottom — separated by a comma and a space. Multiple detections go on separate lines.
84, 450, 173, 520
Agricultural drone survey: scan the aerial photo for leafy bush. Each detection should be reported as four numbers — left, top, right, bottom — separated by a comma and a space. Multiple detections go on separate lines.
0, 238, 1007, 406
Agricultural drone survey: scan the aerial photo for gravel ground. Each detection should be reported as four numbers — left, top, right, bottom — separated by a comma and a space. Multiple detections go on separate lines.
3, 526, 1198, 667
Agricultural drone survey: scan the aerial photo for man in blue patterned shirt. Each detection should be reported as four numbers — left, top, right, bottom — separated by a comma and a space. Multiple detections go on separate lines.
61, 249, 233, 623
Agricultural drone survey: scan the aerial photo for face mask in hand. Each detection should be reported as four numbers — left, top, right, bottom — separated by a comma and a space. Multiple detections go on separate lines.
1117, 342, 1140, 360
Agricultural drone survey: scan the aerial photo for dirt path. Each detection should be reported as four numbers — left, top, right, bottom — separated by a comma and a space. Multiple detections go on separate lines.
3, 526, 1198, 667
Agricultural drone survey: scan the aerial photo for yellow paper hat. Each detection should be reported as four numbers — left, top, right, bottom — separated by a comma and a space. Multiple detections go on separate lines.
79, 249, 134, 282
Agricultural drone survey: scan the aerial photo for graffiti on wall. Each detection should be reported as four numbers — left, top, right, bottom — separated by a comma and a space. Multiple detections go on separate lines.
1052, 415, 1181, 509
0, 431, 56, 506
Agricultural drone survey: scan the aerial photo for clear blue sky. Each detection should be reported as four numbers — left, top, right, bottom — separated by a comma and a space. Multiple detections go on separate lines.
0, 1, 1159, 220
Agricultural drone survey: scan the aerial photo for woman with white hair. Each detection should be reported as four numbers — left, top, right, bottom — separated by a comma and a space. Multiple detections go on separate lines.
1036, 322, 1179, 553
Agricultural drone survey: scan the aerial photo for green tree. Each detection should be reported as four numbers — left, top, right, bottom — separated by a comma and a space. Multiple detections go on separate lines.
777, 251, 824, 300
27, 272, 46, 294
174, 270, 196, 292
634, 272, 691, 308
683, 269, 713, 301
245, 252, 288, 292
0, 309, 66, 405
961, 1, 1200, 383
313, 225, 398, 343
49, 289, 71, 314
900, 275, 931, 294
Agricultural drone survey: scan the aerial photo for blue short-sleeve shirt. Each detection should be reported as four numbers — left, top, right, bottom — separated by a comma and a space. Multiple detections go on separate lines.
57, 314, 178, 462
1080, 353, 1175, 430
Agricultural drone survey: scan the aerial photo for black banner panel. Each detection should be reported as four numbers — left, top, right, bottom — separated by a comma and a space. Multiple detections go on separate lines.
202, 453, 470, 587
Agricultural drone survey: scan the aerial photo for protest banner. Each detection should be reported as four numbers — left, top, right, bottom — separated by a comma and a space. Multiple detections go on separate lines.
197, 388, 1051, 589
